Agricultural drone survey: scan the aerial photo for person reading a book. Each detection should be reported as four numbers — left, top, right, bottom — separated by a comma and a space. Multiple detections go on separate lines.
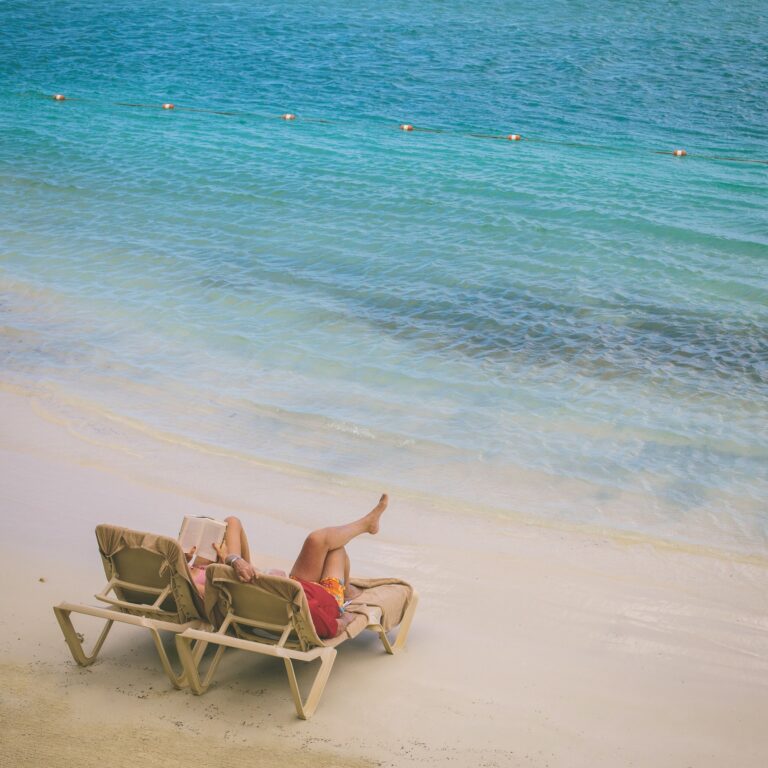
184, 493, 388, 639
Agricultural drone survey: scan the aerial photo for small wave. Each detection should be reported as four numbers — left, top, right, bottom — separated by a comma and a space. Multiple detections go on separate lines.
328, 420, 377, 440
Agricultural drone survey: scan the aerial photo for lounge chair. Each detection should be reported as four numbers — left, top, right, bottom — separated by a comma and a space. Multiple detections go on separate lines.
53, 524, 210, 688
175, 564, 418, 719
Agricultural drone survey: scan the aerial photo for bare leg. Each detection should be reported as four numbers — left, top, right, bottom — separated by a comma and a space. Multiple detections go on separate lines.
290, 494, 387, 583
320, 548, 348, 582
223, 516, 251, 561
316, 547, 362, 600
342, 549, 363, 600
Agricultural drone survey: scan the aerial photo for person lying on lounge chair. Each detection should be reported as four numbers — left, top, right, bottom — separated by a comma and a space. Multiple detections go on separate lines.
185, 494, 388, 639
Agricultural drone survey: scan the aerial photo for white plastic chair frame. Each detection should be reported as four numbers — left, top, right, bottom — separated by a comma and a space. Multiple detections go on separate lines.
175, 586, 419, 719
53, 574, 210, 689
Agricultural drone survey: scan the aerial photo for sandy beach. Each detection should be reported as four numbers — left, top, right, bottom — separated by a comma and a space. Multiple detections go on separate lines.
1, 382, 767, 767
3, 0, 767, 764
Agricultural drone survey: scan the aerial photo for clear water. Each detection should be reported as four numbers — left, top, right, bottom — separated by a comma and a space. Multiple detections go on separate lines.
1, 1, 767, 551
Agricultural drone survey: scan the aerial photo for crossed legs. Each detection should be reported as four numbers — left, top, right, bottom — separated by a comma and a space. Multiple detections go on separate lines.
217, 496, 387, 598
289, 494, 388, 597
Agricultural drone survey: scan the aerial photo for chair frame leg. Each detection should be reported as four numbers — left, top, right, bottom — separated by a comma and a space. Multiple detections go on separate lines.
176, 633, 226, 695
147, 626, 202, 690
392, 591, 419, 652
53, 606, 115, 666
362, 591, 419, 655
53, 602, 208, 688
176, 628, 338, 719
283, 648, 337, 720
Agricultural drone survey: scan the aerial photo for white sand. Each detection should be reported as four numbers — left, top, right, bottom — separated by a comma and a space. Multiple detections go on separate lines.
1, 384, 767, 767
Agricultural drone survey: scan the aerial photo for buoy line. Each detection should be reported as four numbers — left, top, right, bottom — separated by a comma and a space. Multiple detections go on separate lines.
43, 93, 767, 166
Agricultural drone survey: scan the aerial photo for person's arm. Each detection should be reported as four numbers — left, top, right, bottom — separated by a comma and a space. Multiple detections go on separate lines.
219, 551, 258, 583
230, 556, 258, 583
214, 540, 259, 583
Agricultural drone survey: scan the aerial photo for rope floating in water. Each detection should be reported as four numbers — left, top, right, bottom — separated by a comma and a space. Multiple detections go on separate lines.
45, 94, 767, 166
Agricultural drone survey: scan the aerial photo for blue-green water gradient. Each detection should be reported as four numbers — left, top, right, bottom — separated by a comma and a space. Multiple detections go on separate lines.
1, 1, 767, 550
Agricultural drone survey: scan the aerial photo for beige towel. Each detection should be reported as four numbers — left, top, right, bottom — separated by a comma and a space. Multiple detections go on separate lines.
347, 577, 414, 632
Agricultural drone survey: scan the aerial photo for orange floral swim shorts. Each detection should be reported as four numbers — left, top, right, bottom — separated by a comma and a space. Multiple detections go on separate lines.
318, 576, 345, 610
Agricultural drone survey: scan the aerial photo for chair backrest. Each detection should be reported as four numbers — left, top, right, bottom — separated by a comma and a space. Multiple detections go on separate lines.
205, 564, 324, 650
95, 524, 205, 623
226, 579, 294, 627
109, 547, 176, 609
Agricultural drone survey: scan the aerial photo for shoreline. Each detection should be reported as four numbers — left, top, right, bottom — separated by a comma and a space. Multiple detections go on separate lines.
3, 377, 767, 565
2, 268, 765, 559
2, 385, 768, 766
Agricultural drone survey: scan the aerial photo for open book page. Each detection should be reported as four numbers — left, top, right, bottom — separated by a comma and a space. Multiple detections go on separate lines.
178, 516, 227, 563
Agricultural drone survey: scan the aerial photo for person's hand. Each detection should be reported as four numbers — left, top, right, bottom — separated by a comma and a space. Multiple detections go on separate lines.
184, 546, 197, 563
212, 540, 229, 563
233, 558, 257, 583
335, 611, 357, 638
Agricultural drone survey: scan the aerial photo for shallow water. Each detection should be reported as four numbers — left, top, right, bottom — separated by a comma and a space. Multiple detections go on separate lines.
1, 0, 767, 551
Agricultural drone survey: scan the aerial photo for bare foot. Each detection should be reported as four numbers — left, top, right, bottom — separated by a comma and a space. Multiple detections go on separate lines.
366, 493, 388, 534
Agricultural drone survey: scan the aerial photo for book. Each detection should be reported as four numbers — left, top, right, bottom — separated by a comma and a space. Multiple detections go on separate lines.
178, 516, 227, 566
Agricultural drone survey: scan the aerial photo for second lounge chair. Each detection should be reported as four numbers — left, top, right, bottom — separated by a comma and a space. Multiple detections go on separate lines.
175, 563, 418, 719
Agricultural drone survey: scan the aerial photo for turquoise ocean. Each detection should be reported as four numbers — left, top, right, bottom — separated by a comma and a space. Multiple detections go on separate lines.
1, 1, 766, 552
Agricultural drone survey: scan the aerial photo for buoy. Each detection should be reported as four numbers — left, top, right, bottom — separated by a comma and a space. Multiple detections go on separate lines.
281, 113, 296, 120
53, 94, 66, 101
400, 124, 414, 132
507, 134, 522, 141
673, 149, 687, 157
162, 103, 175, 110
